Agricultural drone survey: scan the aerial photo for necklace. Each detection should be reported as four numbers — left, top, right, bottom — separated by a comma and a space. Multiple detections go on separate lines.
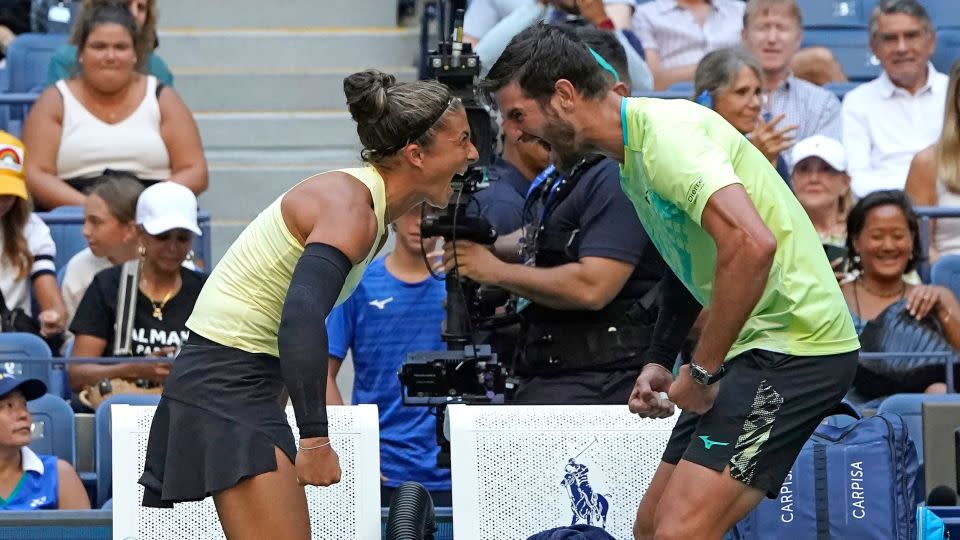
857, 277, 906, 298
141, 276, 179, 321
149, 290, 173, 321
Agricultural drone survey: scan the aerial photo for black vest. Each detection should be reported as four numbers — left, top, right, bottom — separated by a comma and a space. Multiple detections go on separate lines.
514, 156, 657, 376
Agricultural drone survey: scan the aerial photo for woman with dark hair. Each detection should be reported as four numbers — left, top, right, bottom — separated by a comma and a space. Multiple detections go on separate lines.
0, 375, 89, 510
45, 0, 171, 86
23, 3, 205, 210
841, 189, 960, 398
139, 69, 477, 539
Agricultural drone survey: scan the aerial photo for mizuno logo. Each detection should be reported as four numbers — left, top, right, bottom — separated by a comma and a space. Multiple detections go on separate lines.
699, 435, 729, 450
368, 297, 394, 310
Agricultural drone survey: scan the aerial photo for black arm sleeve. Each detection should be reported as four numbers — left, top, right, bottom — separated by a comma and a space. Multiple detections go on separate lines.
277, 242, 353, 439
645, 270, 703, 370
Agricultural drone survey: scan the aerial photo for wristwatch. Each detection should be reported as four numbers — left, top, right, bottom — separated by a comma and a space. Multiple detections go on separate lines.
689, 361, 725, 386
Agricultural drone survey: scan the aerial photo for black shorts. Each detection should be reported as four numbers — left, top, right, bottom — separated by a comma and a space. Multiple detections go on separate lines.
662, 348, 859, 498
139, 333, 295, 508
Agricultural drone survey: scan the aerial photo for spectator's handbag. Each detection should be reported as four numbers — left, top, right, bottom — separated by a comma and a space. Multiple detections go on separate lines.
0, 286, 64, 352
78, 260, 163, 410
855, 299, 958, 398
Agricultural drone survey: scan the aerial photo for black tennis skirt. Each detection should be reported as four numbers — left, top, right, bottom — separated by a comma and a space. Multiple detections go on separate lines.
139, 333, 296, 508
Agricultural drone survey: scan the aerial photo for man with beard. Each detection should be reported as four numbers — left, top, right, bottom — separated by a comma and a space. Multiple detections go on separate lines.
478, 24, 860, 539
443, 28, 665, 405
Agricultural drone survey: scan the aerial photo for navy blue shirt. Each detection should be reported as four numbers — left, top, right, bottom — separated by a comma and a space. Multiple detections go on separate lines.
529, 158, 664, 299
326, 259, 450, 490
475, 157, 530, 235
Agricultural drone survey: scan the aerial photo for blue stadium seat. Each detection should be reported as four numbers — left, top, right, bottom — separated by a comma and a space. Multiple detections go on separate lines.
933, 29, 960, 74
94, 394, 161, 508
37, 205, 86, 273
931, 254, 960, 301
0, 333, 55, 395
800, 0, 869, 29
876, 393, 960, 466
2, 33, 67, 137
27, 393, 76, 466
803, 29, 882, 82
667, 81, 694, 94
922, 0, 960, 29
4, 33, 65, 93
824, 81, 862, 100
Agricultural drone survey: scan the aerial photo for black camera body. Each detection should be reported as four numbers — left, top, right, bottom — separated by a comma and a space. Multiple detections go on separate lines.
398, 4, 515, 408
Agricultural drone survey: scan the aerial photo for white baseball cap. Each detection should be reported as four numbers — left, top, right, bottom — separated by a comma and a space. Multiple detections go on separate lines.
136, 182, 202, 236
791, 135, 847, 172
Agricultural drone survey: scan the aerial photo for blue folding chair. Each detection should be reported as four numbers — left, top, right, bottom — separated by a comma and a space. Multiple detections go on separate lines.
4, 33, 65, 93
800, 0, 869, 29
94, 393, 161, 508
931, 254, 960, 302
36, 206, 86, 273
666, 81, 694, 94
922, 0, 960, 29
0, 333, 55, 395
876, 393, 960, 467
2, 33, 67, 136
27, 393, 76, 466
933, 29, 960, 75
803, 29, 882, 82
824, 81, 862, 100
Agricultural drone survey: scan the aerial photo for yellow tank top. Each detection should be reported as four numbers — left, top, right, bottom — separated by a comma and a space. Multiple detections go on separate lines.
186, 166, 387, 357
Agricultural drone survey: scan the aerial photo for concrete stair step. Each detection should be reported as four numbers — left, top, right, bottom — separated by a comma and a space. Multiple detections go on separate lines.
195, 111, 361, 150
158, 0, 397, 30
159, 28, 419, 70
176, 67, 417, 112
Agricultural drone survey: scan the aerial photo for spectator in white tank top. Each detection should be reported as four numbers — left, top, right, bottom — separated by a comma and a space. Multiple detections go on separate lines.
21, 3, 206, 211
905, 59, 960, 263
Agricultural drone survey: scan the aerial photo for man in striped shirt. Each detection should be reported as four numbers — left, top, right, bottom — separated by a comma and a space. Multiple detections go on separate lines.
741, 0, 844, 171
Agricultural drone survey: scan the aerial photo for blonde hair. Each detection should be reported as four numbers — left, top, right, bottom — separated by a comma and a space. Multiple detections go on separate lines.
937, 59, 960, 193
744, 0, 803, 28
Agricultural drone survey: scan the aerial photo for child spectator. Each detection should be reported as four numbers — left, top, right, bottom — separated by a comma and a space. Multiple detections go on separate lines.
0, 131, 66, 342
60, 172, 142, 326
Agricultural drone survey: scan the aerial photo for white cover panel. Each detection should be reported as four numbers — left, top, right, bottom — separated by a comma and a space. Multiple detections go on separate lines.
112, 404, 381, 540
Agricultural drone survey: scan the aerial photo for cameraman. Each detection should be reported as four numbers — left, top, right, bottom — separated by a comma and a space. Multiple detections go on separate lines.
474, 128, 551, 234
445, 28, 665, 404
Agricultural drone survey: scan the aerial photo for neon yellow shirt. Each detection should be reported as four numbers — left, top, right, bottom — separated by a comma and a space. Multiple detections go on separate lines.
619, 97, 859, 359
187, 166, 387, 357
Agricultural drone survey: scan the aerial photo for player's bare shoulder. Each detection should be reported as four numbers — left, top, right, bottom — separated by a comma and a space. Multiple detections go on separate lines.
281, 171, 379, 262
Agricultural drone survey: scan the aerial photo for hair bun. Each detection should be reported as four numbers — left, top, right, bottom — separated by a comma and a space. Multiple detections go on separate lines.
344, 70, 397, 126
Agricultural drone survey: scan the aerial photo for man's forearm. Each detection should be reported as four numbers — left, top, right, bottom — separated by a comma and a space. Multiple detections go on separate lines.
692, 244, 774, 373
490, 261, 613, 311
